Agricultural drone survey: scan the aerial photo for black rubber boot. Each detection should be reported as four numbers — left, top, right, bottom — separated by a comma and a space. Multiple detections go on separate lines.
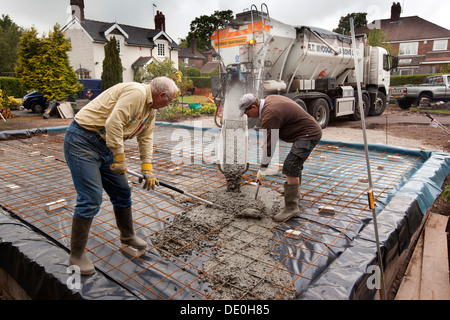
69, 217, 95, 276
273, 183, 300, 222
114, 206, 148, 250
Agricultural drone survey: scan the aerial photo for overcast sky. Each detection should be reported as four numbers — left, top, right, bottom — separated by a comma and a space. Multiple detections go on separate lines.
1, 0, 450, 42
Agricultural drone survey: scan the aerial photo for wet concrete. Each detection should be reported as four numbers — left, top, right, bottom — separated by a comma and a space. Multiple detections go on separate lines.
152, 185, 296, 299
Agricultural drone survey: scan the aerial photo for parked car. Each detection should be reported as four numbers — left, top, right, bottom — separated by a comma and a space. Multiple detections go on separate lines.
22, 91, 47, 113
22, 79, 102, 114
390, 74, 450, 109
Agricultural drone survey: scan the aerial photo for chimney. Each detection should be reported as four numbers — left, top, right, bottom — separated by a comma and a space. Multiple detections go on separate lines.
154, 11, 165, 31
391, 2, 401, 22
191, 34, 197, 55
70, 0, 85, 21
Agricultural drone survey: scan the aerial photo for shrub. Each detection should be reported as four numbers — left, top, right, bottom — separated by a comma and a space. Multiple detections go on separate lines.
188, 77, 211, 89
443, 185, 450, 203
0, 77, 27, 98
391, 74, 436, 86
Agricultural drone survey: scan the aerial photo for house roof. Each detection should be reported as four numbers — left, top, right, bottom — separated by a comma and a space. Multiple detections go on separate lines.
64, 18, 180, 49
178, 47, 206, 60
200, 61, 219, 74
131, 56, 153, 69
358, 16, 450, 42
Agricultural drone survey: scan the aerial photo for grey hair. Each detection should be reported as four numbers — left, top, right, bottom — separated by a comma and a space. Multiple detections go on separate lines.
150, 76, 179, 97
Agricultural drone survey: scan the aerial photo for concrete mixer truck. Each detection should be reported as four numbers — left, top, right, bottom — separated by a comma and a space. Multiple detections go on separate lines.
211, 5, 397, 127
211, 4, 397, 189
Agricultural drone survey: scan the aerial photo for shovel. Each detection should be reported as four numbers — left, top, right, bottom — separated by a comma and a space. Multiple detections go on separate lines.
127, 170, 221, 208
254, 181, 261, 200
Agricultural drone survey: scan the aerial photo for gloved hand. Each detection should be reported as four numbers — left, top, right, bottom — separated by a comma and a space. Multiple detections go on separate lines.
256, 167, 267, 183
139, 163, 159, 190
110, 153, 127, 175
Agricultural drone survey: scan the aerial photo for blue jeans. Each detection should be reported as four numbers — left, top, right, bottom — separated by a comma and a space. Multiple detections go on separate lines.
64, 121, 132, 219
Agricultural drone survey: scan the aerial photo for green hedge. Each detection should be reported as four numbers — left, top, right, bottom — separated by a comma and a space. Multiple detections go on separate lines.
390, 74, 439, 86
187, 77, 212, 89
0, 77, 27, 98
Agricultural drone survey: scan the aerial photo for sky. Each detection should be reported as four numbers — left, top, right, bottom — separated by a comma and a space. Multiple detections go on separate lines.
1, 0, 450, 43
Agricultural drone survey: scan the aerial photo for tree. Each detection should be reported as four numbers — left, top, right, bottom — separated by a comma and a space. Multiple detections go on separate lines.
15, 24, 81, 101
15, 27, 40, 90
0, 14, 24, 76
186, 10, 234, 52
440, 64, 450, 73
366, 28, 393, 54
101, 37, 123, 91
333, 13, 367, 35
140, 58, 193, 100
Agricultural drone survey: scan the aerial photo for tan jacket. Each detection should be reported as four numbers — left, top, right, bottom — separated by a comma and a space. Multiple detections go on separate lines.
75, 82, 157, 163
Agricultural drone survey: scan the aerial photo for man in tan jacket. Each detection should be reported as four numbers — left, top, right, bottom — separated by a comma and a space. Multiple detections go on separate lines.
64, 77, 178, 275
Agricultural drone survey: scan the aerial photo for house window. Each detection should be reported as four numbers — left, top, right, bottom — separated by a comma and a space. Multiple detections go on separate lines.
433, 39, 448, 51
75, 68, 91, 79
116, 39, 121, 54
399, 68, 414, 75
157, 43, 166, 56
399, 59, 412, 65
399, 42, 418, 56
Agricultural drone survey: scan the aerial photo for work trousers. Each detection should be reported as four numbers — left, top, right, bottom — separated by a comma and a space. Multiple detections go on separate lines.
63, 120, 132, 219
282, 139, 319, 177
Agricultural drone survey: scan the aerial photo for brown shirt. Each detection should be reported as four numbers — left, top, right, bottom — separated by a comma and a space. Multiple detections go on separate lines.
260, 95, 322, 166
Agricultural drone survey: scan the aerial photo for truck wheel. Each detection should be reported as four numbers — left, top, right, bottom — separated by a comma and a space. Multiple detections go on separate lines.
349, 94, 370, 121
369, 91, 386, 116
417, 93, 432, 108
31, 102, 46, 114
293, 97, 307, 112
308, 98, 330, 129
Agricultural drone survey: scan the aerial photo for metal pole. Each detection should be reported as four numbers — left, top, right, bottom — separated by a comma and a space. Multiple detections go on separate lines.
127, 169, 218, 207
349, 18, 387, 299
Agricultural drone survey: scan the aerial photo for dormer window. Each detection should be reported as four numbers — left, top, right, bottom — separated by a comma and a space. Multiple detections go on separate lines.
157, 43, 166, 56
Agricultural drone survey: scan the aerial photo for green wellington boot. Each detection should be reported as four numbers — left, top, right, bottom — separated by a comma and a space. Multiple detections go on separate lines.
69, 217, 95, 276
273, 183, 300, 222
114, 206, 148, 250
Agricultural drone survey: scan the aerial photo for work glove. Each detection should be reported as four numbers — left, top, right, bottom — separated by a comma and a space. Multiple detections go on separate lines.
256, 167, 267, 183
139, 163, 159, 190
110, 153, 127, 175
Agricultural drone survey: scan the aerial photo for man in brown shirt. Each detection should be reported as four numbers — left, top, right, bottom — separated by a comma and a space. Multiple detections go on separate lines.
238, 94, 322, 222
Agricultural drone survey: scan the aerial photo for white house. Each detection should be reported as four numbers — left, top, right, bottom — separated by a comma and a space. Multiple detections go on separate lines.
62, 0, 180, 82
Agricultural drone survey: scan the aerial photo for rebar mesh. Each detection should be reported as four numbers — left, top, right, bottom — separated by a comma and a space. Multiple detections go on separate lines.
0, 125, 425, 299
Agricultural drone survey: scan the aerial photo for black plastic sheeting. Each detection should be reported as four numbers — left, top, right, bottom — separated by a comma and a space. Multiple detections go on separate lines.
0, 211, 138, 300
0, 128, 48, 139
299, 197, 423, 300
0, 126, 67, 140
300, 150, 450, 299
